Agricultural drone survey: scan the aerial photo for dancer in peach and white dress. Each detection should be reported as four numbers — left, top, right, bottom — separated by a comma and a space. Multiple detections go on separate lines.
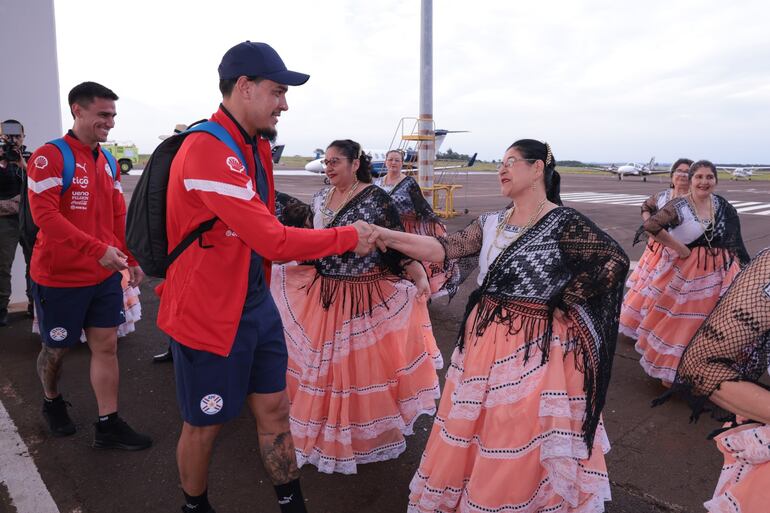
374, 149, 459, 297
634, 160, 749, 385
619, 158, 691, 340
271, 139, 440, 475
655, 247, 768, 513
371, 139, 629, 513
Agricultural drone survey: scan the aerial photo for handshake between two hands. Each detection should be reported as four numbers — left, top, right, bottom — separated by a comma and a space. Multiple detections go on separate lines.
351, 221, 388, 256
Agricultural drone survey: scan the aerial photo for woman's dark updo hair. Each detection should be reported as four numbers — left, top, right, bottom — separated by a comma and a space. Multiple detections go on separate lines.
669, 158, 693, 188
327, 139, 373, 183
508, 139, 562, 205
689, 159, 718, 184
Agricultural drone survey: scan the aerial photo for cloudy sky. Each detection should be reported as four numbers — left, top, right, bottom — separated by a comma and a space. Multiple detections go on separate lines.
54, 0, 770, 164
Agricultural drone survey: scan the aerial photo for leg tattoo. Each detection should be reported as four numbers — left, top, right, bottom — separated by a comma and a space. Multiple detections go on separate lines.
259, 431, 300, 485
37, 345, 67, 398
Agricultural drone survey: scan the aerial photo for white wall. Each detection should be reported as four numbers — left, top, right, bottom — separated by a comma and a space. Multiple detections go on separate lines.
1, 0, 61, 307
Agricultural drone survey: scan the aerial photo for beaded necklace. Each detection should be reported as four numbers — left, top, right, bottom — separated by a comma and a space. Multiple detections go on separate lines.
322, 180, 360, 226
486, 198, 547, 263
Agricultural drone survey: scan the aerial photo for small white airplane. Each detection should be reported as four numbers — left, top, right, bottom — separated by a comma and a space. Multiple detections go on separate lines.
717, 166, 770, 181
594, 157, 663, 181
305, 129, 474, 176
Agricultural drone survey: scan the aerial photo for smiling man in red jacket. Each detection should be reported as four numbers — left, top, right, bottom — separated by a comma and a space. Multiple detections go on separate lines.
158, 42, 372, 513
27, 82, 151, 451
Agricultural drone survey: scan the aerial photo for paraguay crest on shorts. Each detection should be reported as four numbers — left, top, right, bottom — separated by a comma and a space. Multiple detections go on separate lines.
200, 394, 224, 415
49, 327, 68, 342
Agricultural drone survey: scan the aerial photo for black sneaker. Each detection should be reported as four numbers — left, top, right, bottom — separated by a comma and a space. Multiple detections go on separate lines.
93, 416, 152, 451
152, 348, 173, 363
42, 396, 76, 437
181, 506, 216, 513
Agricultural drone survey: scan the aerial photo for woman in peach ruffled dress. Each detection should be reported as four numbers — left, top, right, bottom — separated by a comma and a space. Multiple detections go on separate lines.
372, 139, 629, 513
271, 139, 440, 474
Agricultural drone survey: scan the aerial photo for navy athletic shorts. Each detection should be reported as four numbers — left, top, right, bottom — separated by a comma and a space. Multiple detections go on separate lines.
32, 272, 124, 348
171, 293, 289, 426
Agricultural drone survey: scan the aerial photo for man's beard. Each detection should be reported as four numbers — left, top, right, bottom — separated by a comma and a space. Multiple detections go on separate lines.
258, 128, 277, 141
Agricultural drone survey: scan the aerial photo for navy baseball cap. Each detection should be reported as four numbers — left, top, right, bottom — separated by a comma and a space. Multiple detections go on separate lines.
218, 41, 309, 86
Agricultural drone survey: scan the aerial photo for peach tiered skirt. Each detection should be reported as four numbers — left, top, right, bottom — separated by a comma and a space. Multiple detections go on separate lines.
634, 247, 741, 384
619, 241, 666, 340
271, 264, 441, 474
705, 423, 770, 513
407, 306, 611, 513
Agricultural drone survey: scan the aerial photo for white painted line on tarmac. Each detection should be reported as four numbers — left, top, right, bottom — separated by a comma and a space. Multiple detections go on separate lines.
735, 204, 770, 213
0, 399, 59, 513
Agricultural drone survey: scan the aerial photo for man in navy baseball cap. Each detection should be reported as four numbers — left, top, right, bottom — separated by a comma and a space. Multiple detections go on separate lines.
218, 41, 309, 86
167, 40, 329, 513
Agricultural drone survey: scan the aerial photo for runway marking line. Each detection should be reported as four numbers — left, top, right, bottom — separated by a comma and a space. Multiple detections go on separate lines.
0, 398, 60, 513
560, 192, 770, 215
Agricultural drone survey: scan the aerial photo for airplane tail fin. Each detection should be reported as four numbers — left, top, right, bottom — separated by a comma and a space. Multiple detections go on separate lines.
434, 130, 448, 154
648, 157, 656, 170
467, 153, 477, 167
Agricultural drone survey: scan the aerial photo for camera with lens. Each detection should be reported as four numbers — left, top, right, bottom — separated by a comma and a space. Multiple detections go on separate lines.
0, 120, 27, 165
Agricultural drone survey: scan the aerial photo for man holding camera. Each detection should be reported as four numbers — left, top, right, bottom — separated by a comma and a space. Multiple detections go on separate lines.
0, 119, 32, 326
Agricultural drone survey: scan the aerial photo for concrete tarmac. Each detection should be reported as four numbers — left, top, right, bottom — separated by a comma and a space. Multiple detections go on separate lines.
0, 171, 768, 513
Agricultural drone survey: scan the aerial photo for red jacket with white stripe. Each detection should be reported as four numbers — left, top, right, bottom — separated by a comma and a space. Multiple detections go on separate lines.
156, 108, 359, 356
27, 133, 134, 287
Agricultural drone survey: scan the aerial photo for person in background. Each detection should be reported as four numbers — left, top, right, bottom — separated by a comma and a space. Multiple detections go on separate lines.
0, 119, 33, 325
26, 82, 151, 450
635, 160, 749, 385
619, 158, 692, 340
374, 149, 458, 297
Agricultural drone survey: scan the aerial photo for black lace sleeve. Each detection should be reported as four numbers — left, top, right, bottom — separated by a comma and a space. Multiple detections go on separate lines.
437, 217, 483, 260
643, 198, 683, 236
659, 248, 770, 420
557, 209, 630, 452
640, 193, 660, 216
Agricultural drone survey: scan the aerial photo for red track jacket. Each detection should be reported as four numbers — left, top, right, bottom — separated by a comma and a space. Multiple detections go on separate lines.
27, 133, 134, 287
156, 108, 358, 356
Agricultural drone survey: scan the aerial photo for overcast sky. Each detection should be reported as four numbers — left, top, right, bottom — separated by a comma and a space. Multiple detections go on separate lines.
54, 0, 770, 164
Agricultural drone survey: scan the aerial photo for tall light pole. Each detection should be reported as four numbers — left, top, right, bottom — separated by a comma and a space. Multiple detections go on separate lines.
418, 0, 434, 200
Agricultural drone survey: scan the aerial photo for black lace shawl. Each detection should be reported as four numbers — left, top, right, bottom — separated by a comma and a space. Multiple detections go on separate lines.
275, 191, 311, 228
308, 185, 408, 312
654, 248, 769, 421
384, 176, 445, 236
438, 207, 630, 453
634, 195, 750, 267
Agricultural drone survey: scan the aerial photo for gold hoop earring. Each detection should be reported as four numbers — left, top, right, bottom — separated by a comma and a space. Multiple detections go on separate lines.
531, 181, 536, 191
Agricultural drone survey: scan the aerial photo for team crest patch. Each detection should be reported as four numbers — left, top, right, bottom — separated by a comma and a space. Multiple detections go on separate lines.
226, 156, 245, 174
200, 394, 223, 415
34, 156, 49, 169
49, 327, 68, 342
104, 163, 111, 175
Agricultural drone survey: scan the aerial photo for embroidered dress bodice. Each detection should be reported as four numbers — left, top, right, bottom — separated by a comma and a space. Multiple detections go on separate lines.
478, 211, 523, 285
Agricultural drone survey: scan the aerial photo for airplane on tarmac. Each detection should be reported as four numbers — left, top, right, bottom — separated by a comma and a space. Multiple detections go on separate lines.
593, 157, 664, 181
304, 129, 476, 176
717, 165, 770, 181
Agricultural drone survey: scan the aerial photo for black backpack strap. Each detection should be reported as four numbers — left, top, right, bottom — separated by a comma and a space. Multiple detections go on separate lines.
165, 217, 217, 268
